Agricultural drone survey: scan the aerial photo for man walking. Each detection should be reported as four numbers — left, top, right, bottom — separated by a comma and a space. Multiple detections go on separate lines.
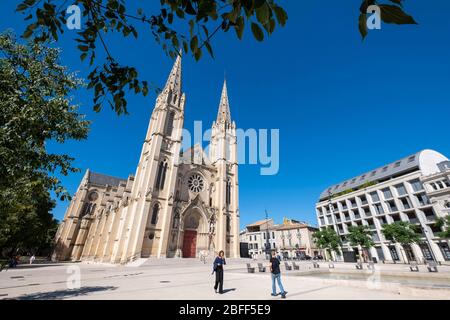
270, 251, 287, 299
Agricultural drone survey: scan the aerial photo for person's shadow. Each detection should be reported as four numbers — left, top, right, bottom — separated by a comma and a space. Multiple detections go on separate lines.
220, 288, 236, 294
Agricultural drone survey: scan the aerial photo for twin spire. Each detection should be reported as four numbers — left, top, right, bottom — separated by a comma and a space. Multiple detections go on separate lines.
216, 80, 231, 124
163, 53, 231, 124
164, 51, 182, 94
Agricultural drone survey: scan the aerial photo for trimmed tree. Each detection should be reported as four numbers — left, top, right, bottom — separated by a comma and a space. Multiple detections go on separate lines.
312, 227, 342, 262
381, 222, 421, 263
347, 225, 375, 263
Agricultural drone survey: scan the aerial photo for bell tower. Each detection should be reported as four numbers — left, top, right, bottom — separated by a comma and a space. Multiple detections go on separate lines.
209, 80, 240, 258
111, 53, 186, 262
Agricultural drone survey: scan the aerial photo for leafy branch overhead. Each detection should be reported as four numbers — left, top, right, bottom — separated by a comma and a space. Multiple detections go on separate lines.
16, 0, 288, 115
359, 0, 417, 39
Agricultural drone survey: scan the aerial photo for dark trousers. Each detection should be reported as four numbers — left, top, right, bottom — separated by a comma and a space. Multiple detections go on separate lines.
214, 267, 224, 293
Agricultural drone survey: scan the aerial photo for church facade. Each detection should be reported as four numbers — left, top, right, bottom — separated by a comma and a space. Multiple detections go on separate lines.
52, 54, 240, 263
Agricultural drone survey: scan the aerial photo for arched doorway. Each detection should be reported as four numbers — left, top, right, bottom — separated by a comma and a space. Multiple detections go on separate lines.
182, 209, 207, 258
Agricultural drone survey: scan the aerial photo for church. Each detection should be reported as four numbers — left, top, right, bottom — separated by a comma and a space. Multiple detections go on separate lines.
52, 54, 240, 263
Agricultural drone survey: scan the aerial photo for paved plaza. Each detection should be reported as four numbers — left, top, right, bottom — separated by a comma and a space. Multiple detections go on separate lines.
1, 259, 449, 300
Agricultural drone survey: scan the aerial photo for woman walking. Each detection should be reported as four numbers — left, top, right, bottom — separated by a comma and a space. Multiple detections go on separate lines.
212, 250, 226, 294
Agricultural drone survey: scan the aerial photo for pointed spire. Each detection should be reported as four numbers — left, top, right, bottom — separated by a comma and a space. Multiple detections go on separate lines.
164, 50, 182, 93
216, 79, 231, 124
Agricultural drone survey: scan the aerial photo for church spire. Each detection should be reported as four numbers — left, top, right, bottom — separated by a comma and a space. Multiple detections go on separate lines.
164, 51, 182, 93
216, 79, 231, 124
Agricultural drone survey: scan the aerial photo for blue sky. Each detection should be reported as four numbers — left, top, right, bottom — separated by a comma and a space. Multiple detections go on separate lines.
1, 1, 450, 228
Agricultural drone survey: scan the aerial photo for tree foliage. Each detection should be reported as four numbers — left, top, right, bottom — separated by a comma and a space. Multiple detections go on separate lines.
0, 32, 88, 257
312, 227, 342, 259
347, 225, 374, 249
15, 0, 288, 115
359, 0, 417, 39
381, 221, 421, 246
436, 215, 450, 239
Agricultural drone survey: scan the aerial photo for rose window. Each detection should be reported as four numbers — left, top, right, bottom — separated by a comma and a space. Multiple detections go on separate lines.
188, 173, 204, 193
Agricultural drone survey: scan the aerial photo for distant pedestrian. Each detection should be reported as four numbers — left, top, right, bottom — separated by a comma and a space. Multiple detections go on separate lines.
29, 255, 36, 265
212, 250, 226, 294
270, 250, 287, 299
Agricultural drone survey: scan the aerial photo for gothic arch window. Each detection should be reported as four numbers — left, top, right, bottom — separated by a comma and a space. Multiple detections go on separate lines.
226, 215, 231, 233
226, 179, 232, 206
151, 203, 160, 225
155, 160, 169, 190
165, 111, 175, 136
188, 173, 204, 193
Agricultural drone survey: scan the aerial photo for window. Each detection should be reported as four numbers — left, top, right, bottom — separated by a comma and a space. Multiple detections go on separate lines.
382, 166, 388, 172
226, 179, 232, 205
371, 170, 377, 177
395, 184, 407, 196
188, 173, 205, 193
272, 232, 275, 238
165, 111, 175, 136
374, 203, 384, 215
359, 195, 368, 205
263, 232, 266, 239
407, 155, 415, 163
387, 200, 398, 212
410, 179, 423, 192
416, 193, 430, 206
155, 160, 169, 190
370, 192, 380, 202
394, 161, 401, 168
382, 188, 393, 199
389, 246, 400, 261
151, 204, 160, 225
400, 197, 411, 210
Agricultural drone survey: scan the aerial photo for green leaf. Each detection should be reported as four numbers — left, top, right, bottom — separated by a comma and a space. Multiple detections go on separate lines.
359, 13, 368, 39
256, 3, 270, 24
379, 4, 418, 25
251, 23, 264, 41
273, 6, 288, 26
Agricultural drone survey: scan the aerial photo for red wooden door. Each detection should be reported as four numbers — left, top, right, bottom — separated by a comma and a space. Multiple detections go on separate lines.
182, 230, 197, 258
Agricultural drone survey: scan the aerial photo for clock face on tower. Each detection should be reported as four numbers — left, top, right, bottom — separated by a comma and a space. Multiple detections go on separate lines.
188, 173, 204, 193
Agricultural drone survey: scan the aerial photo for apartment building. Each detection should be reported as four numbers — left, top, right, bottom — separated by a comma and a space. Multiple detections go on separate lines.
316, 149, 450, 263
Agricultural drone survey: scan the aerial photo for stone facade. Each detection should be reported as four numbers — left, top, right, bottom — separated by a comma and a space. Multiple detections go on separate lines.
53, 54, 240, 263
240, 218, 321, 259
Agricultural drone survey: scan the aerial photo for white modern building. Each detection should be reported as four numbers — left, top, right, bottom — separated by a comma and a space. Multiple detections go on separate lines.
316, 149, 450, 263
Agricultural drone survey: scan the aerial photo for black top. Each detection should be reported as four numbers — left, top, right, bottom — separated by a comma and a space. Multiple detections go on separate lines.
270, 257, 281, 274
